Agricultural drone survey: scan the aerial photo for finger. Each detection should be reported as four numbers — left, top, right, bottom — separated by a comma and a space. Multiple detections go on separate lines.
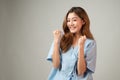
56, 31, 58, 33
56, 30, 59, 34
57, 30, 60, 32
79, 37, 82, 41
53, 31, 55, 34
81, 36, 84, 40
84, 35, 86, 38
58, 30, 61, 33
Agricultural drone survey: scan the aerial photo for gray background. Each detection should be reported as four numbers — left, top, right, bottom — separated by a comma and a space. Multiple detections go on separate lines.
0, 0, 120, 80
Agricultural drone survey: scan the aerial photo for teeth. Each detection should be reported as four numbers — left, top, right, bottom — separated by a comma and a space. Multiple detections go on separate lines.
70, 27, 75, 29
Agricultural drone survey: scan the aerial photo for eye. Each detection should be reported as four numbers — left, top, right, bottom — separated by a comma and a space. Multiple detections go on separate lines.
73, 17, 77, 21
73, 19, 77, 21
67, 19, 70, 22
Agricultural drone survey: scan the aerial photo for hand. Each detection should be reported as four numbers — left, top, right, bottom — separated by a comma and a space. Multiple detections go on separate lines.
53, 30, 62, 43
78, 35, 86, 48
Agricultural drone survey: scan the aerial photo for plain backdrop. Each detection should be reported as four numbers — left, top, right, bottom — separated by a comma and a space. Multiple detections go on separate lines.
0, 0, 120, 80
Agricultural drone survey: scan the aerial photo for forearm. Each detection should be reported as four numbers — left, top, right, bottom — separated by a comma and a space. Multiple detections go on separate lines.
52, 41, 60, 68
77, 46, 86, 75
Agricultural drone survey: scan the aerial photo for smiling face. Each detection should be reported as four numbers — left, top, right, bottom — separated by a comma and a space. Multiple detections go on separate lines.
67, 12, 84, 34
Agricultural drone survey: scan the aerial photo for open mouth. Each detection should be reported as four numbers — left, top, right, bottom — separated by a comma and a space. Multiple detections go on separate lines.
70, 26, 76, 30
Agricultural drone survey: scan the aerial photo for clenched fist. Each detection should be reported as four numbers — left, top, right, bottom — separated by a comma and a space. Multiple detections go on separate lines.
53, 30, 62, 43
78, 35, 86, 48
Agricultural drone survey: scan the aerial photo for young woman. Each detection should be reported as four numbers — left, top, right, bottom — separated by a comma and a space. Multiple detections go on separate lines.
47, 7, 97, 80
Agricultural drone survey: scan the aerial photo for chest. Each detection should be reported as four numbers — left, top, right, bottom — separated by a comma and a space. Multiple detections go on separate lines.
61, 47, 78, 71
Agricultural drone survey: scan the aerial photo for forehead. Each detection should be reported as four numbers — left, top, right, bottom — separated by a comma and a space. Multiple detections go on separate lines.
67, 12, 79, 19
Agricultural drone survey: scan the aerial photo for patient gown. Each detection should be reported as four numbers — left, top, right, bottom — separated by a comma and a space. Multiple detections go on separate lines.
47, 39, 96, 80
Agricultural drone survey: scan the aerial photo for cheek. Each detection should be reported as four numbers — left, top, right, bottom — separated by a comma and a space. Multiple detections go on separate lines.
77, 21, 83, 27
67, 22, 70, 27
77, 23, 83, 30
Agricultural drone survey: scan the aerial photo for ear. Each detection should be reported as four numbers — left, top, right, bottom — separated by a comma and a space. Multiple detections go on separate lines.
82, 20, 85, 25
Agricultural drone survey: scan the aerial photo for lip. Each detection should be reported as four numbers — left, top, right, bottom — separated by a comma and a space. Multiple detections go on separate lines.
70, 26, 76, 30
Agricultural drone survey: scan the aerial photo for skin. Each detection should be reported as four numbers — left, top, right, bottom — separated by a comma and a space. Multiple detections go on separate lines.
52, 12, 86, 75
52, 30, 62, 68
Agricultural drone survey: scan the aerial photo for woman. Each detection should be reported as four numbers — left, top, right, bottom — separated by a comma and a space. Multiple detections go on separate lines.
47, 7, 97, 80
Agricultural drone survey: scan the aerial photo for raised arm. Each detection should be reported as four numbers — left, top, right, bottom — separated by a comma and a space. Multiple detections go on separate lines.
52, 30, 62, 68
77, 35, 86, 76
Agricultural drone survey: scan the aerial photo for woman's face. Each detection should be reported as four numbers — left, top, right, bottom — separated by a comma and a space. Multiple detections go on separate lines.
67, 12, 84, 34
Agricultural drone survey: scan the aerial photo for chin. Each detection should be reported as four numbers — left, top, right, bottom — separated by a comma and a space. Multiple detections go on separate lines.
70, 31, 76, 34
70, 30, 76, 33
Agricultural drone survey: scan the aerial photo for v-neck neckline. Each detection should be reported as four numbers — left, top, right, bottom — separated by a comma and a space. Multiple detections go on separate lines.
71, 45, 78, 50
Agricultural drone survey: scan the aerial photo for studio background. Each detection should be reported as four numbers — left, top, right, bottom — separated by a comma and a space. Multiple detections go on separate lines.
0, 0, 120, 80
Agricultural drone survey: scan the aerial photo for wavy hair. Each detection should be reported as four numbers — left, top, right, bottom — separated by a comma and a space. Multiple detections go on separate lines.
60, 7, 94, 52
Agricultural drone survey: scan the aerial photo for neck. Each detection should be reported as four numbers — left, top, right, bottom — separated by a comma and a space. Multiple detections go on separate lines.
73, 33, 81, 40
72, 33, 81, 46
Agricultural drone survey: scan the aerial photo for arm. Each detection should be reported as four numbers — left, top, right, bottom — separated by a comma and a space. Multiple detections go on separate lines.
52, 41, 60, 68
52, 30, 62, 68
77, 45, 86, 76
77, 35, 86, 76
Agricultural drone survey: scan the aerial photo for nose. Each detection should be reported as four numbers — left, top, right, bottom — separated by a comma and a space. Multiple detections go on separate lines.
70, 21, 74, 26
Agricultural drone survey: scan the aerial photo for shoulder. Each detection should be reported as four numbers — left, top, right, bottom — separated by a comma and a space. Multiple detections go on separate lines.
84, 39, 97, 57
85, 38, 96, 49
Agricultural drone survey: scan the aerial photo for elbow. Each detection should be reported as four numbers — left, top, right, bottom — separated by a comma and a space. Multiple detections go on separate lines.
77, 70, 83, 76
77, 72, 84, 76
77, 67, 86, 76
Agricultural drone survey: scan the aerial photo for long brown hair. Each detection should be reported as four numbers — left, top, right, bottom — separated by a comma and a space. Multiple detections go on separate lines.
60, 7, 94, 52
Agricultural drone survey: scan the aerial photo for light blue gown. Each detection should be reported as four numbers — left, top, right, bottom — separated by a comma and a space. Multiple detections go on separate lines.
47, 39, 96, 80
